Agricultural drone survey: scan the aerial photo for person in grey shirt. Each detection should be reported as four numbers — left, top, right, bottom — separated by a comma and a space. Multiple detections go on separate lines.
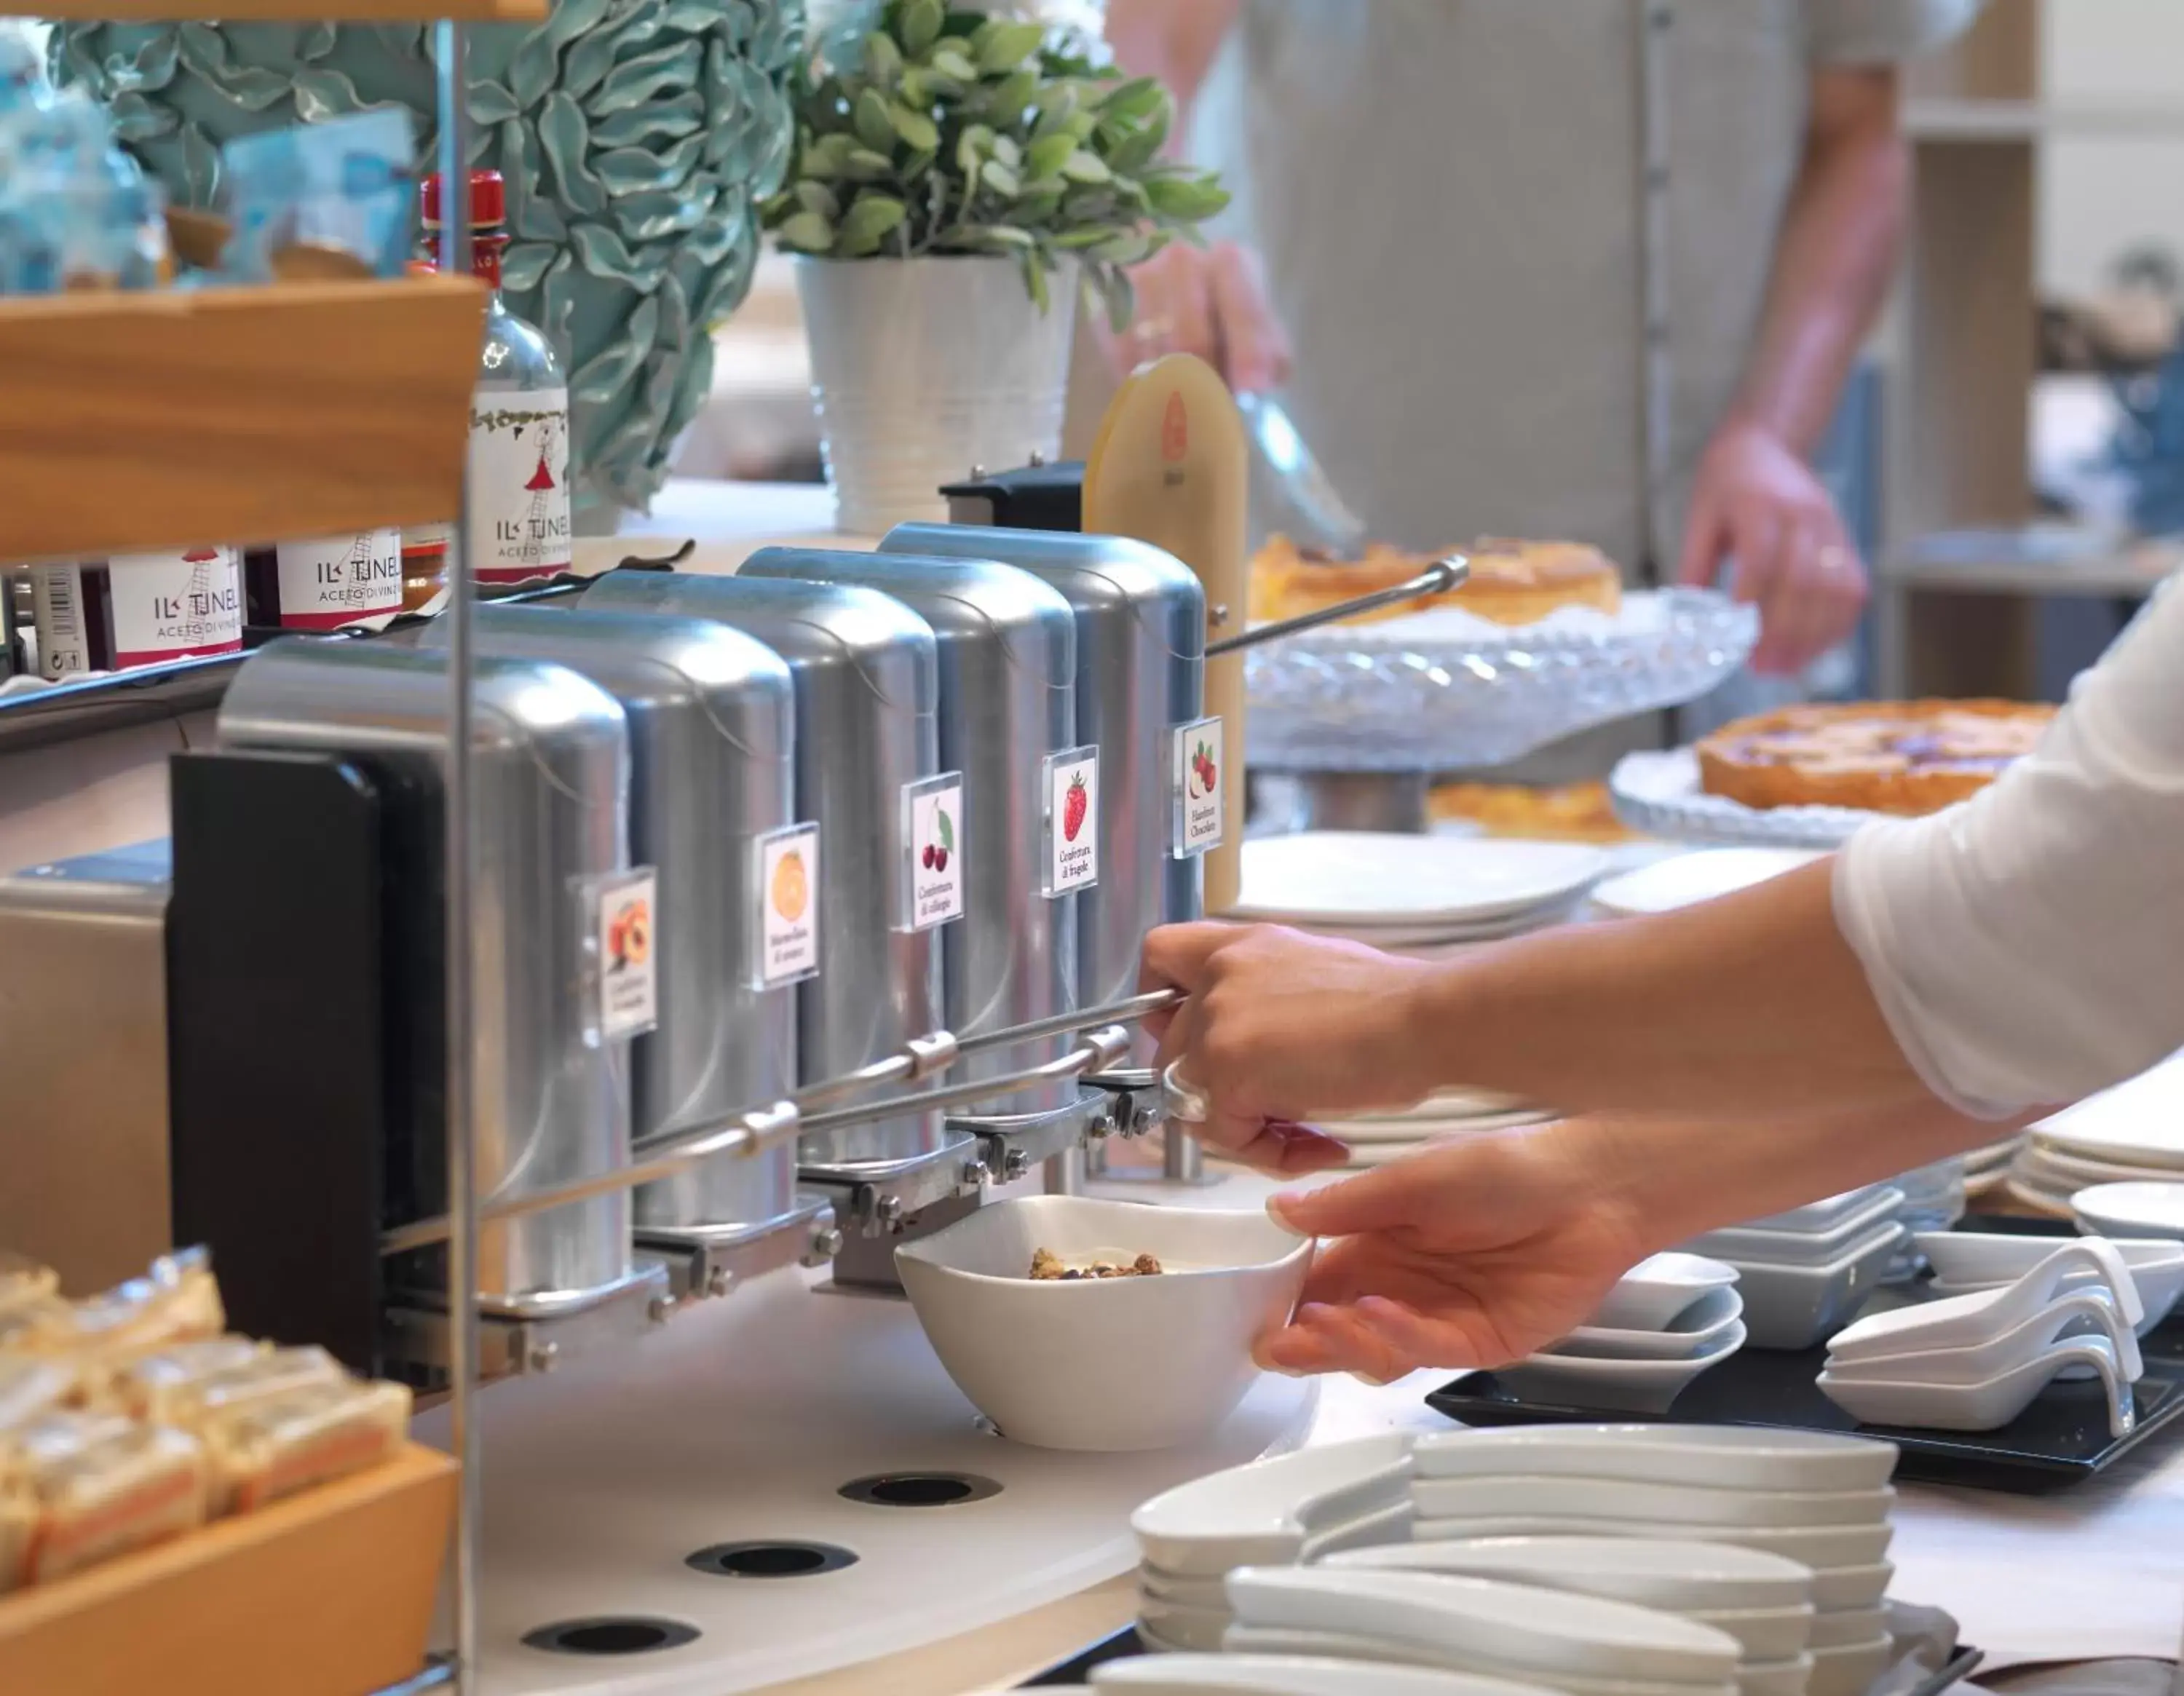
1103, 1, 1981, 683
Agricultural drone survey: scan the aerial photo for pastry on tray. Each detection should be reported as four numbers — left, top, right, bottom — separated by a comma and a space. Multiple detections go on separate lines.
1696, 700, 2055, 815
1250, 534, 1623, 629
1431, 780, 1634, 844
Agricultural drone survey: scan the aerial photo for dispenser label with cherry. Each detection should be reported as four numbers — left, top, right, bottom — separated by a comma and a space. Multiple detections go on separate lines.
1043, 747, 1100, 896
755, 823, 821, 988
902, 772, 965, 932
1171, 717, 1225, 857
595, 869, 660, 1040
470, 387, 572, 583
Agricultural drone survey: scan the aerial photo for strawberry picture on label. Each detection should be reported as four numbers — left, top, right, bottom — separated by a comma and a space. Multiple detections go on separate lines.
1187, 739, 1217, 799
1062, 773, 1089, 843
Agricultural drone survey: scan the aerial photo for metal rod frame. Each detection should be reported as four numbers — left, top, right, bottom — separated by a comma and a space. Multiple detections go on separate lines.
1204, 555, 1468, 657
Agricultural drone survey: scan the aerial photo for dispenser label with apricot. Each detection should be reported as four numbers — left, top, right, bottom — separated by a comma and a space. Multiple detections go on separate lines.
903, 773, 965, 932
1043, 748, 1100, 897
756, 823, 821, 987
596, 869, 660, 1040
1172, 718, 1225, 857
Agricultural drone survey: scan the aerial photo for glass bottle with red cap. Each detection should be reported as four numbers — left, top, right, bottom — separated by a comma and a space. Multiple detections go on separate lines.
400, 167, 571, 605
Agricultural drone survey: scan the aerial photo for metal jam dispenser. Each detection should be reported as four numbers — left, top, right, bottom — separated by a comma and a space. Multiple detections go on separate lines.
214, 639, 660, 1357
419, 603, 835, 1301
579, 570, 971, 1272
738, 547, 1093, 1200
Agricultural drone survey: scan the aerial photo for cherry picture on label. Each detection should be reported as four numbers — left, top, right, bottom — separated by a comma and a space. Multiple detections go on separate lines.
924, 806, 954, 874
1063, 774, 1089, 843
1187, 739, 1217, 799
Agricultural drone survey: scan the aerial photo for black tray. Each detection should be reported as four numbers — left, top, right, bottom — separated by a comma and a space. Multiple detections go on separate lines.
1427, 1218, 2184, 1491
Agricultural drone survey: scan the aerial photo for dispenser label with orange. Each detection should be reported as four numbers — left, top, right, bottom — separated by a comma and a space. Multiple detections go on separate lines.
1172, 717, 1225, 857
754, 823, 821, 988
594, 868, 660, 1041
902, 772, 965, 932
1042, 746, 1100, 896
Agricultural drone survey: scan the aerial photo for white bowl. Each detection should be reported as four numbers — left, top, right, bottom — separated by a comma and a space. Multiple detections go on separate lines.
1686, 1190, 1905, 1269
1407, 1517, 1892, 1570
1133, 1435, 1414, 1577
1592, 1254, 1742, 1331
895, 1196, 1310, 1451
1411, 1426, 1896, 1494
1824, 1289, 2141, 1387
1138, 1593, 1231, 1652
1219, 1626, 1736, 1696
1735, 1657, 1813, 1696
1411, 1476, 1890, 1530
1495, 1323, 1744, 1414
1827, 1240, 2143, 1357
1093, 1654, 1565, 1696
1325, 1535, 1814, 1614
2073, 1181, 2184, 1242
1686, 1604, 1816, 1662
1588, 849, 1824, 918
1731, 1224, 1904, 1350
1807, 1605, 1886, 1650
1819, 1335, 2134, 1437
1812, 1561, 1891, 1612
1551, 1288, 1746, 1362
1743, 1186, 1896, 1234
1806, 1636, 1891, 1696
1224, 1567, 1742, 1687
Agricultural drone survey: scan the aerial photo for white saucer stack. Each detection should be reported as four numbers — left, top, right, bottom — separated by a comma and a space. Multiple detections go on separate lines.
1678, 1189, 1906, 1350
2007, 1055, 2184, 1216
1472, 1253, 1746, 1414
1232, 833, 1608, 955
1817, 1240, 2146, 1439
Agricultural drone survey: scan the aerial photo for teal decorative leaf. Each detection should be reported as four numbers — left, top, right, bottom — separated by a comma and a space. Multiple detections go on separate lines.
506, 25, 561, 112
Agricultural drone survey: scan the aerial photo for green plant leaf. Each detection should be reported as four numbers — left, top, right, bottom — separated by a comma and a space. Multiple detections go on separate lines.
842, 191, 907, 246
1096, 76, 1166, 123
853, 86, 898, 152
890, 103, 939, 151
863, 30, 902, 85
938, 808, 954, 853
1144, 175, 1227, 221
975, 20, 1045, 74
1030, 83, 1077, 138
989, 132, 1021, 170
794, 181, 841, 220
900, 0, 944, 56
801, 132, 853, 179
899, 65, 932, 106
1059, 149, 1110, 184
1024, 131, 1076, 181
776, 209, 834, 252
1021, 247, 1051, 313
844, 146, 895, 180
986, 68, 1037, 119
979, 159, 1021, 198
931, 45, 977, 83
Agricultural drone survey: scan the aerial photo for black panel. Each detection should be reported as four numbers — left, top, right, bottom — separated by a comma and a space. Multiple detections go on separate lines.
939, 461, 1085, 532
167, 750, 390, 1374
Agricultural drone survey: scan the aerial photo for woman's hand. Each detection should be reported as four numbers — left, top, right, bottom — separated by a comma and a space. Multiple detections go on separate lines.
1142, 922, 1444, 1170
1098, 240, 1292, 392
1254, 1119, 1653, 1380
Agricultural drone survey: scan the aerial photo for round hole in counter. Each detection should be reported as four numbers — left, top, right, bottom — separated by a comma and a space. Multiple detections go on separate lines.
687, 1540, 859, 1579
521, 1617, 700, 1657
836, 1470, 1002, 1508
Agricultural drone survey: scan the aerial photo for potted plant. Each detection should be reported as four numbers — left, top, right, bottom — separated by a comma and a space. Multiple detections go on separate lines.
763, 0, 1227, 533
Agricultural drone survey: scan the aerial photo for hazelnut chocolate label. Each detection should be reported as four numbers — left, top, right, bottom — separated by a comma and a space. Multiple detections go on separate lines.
596, 870, 659, 1041
470, 387, 571, 583
1172, 717, 1224, 857
1044, 748, 1099, 896
757, 823, 821, 987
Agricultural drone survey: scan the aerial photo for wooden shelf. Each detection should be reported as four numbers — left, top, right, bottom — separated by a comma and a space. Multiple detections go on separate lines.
0, 276, 486, 565
1907, 98, 2184, 141
1886, 528, 2184, 598
0, 1443, 456, 1696
36, 0, 542, 19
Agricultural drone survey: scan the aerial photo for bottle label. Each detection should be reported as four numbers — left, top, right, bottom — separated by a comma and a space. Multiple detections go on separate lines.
108, 547, 243, 667
31, 566, 90, 679
470, 386, 572, 585
274, 531, 403, 630
1042, 746, 1101, 896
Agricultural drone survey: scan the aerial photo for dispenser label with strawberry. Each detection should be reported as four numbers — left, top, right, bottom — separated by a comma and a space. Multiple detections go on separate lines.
1172, 717, 1226, 857
1043, 747, 1101, 897
755, 823, 821, 988
902, 773, 965, 932
594, 868, 660, 1040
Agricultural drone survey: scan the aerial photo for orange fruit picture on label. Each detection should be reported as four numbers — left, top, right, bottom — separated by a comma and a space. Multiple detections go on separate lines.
772, 847, 810, 923
1161, 392, 1188, 463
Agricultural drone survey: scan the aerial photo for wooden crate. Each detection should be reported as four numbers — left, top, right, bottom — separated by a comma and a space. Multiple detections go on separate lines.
0, 277, 486, 566
0, 1443, 456, 1696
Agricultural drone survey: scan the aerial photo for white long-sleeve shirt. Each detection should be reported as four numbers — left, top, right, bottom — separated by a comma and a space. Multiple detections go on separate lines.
1833, 576, 2184, 1120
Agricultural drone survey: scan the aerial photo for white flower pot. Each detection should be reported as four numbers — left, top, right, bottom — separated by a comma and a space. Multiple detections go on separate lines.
794, 254, 1079, 536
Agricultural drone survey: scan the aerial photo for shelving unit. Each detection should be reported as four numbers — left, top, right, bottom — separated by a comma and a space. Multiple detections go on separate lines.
1881, 0, 2180, 697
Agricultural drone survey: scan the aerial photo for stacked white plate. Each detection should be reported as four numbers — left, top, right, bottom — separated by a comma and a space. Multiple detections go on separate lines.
1471, 1253, 1746, 1414
2009, 1055, 2184, 1216
1962, 1135, 2022, 1198
1233, 833, 1609, 952
1679, 1189, 1907, 1351
1301, 1091, 1561, 1170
